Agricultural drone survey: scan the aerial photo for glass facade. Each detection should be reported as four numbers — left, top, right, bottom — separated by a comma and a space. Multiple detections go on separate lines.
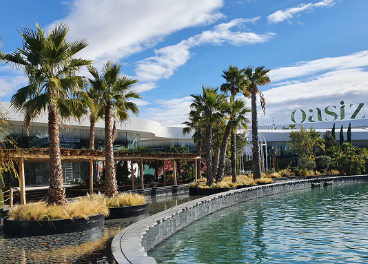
5, 124, 140, 187
140, 139, 196, 153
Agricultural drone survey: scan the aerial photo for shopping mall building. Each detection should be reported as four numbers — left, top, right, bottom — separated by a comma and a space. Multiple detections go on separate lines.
2, 102, 368, 187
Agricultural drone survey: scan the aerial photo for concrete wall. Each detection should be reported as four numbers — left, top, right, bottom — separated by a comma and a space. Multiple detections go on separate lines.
112, 175, 368, 264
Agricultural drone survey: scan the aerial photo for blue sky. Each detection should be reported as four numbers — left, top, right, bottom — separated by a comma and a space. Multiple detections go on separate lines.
1, 0, 368, 127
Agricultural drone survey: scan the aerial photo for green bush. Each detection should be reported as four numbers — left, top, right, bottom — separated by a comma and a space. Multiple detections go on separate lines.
297, 158, 316, 170
315, 155, 331, 171
278, 158, 293, 169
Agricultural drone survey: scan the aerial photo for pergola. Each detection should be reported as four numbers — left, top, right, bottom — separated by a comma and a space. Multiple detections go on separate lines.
7, 148, 201, 205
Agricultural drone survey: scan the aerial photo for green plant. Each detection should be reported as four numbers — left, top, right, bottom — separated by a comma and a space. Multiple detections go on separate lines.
279, 169, 292, 177
278, 158, 293, 169
297, 158, 316, 170
315, 155, 331, 171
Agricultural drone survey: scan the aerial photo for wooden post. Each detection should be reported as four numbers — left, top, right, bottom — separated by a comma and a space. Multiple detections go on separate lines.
10, 187, 13, 207
89, 159, 93, 195
140, 159, 144, 189
195, 158, 198, 183
163, 162, 166, 187
173, 160, 177, 186
131, 161, 135, 190
19, 157, 26, 205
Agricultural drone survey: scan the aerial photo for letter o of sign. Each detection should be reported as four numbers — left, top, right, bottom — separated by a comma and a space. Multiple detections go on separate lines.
291, 109, 306, 123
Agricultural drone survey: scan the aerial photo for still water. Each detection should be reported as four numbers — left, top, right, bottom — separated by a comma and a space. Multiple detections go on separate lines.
0, 195, 201, 264
149, 183, 368, 263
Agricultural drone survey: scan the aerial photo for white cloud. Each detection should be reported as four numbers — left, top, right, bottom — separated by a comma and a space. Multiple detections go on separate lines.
267, 0, 335, 24
0, 65, 28, 99
258, 52, 368, 126
141, 96, 193, 127
270, 50, 368, 82
52, 0, 225, 64
136, 18, 274, 83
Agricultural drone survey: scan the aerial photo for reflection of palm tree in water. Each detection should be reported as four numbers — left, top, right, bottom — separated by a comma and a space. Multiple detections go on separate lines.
252, 203, 268, 261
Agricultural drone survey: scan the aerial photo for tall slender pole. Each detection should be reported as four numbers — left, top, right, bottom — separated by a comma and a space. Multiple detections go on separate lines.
89, 159, 93, 195
195, 158, 198, 183
173, 160, 177, 186
163, 162, 166, 187
140, 159, 144, 189
131, 161, 135, 190
19, 158, 26, 205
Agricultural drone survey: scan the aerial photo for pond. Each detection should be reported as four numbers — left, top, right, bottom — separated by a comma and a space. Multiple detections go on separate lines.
0, 195, 201, 264
149, 183, 368, 263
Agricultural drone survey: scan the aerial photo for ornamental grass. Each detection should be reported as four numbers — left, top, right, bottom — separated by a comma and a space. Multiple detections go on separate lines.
8, 195, 109, 221
106, 193, 146, 207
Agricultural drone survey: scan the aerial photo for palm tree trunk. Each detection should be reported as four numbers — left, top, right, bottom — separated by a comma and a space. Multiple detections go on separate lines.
205, 124, 214, 185
197, 127, 202, 179
104, 103, 118, 197
212, 144, 220, 180
252, 91, 261, 179
231, 130, 237, 183
89, 115, 96, 150
216, 123, 231, 182
47, 103, 66, 205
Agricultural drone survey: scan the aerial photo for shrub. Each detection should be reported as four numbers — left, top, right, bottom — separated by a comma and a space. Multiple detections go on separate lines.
278, 158, 293, 170
244, 159, 253, 171
279, 169, 292, 177
297, 158, 316, 170
315, 156, 331, 171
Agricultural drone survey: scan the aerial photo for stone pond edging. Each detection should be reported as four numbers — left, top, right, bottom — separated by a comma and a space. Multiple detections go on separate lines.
112, 175, 368, 264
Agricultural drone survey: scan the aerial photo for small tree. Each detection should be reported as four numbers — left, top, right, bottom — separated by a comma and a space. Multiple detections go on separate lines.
289, 126, 323, 160
347, 122, 352, 143
324, 130, 336, 150
340, 125, 344, 146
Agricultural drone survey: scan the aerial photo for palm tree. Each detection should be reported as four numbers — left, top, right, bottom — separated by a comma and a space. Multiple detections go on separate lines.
3, 23, 91, 204
182, 110, 204, 179
87, 61, 141, 197
75, 83, 104, 150
190, 86, 226, 185
220, 66, 248, 182
216, 99, 250, 182
243, 66, 271, 179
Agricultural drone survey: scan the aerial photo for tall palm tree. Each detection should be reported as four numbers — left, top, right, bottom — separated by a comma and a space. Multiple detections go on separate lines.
88, 61, 141, 197
243, 66, 271, 179
182, 110, 204, 179
75, 83, 105, 150
190, 86, 226, 185
3, 23, 91, 204
220, 66, 248, 182
216, 99, 250, 182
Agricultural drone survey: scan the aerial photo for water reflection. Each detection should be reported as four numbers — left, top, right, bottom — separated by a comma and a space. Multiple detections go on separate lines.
0, 194, 201, 264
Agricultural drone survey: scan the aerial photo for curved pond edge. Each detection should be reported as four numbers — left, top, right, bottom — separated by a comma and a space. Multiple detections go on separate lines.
112, 175, 368, 264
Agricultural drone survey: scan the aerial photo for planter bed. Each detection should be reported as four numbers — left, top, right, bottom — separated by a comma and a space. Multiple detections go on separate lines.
108, 203, 149, 219
3, 214, 104, 237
